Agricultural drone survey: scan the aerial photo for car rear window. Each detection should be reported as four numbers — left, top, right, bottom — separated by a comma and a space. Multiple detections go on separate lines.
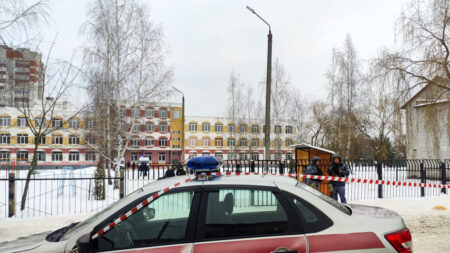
295, 183, 351, 215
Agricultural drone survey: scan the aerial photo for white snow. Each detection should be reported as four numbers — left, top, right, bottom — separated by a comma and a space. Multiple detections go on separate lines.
352, 197, 450, 253
0, 197, 448, 253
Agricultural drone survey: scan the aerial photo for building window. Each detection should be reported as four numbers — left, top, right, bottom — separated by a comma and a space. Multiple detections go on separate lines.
52, 135, 63, 145
69, 151, 79, 161
159, 123, 168, 132
52, 118, 63, 128
285, 139, 293, 147
202, 123, 210, 132
86, 120, 95, 129
34, 135, 46, 145
239, 124, 247, 133
133, 107, 141, 117
52, 151, 63, 161
159, 108, 168, 118
69, 119, 80, 129
159, 138, 168, 147
285, 126, 293, 134
202, 151, 210, 156
252, 125, 259, 133
34, 118, 46, 128
251, 152, 259, 161
240, 152, 248, 160
85, 135, 96, 144
274, 138, 282, 147
0, 151, 10, 160
120, 107, 126, 117
202, 137, 210, 147
144, 153, 152, 162
228, 124, 235, 133
188, 123, 197, 132
145, 122, 154, 132
0, 116, 11, 127
189, 152, 197, 158
215, 123, 223, 132
86, 151, 96, 161
215, 138, 223, 147
17, 134, 28, 144
215, 152, 223, 159
251, 138, 259, 147
36, 151, 46, 161
189, 137, 197, 146
133, 124, 141, 132
0, 133, 10, 144
239, 138, 247, 147
145, 138, 154, 146
69, 135, 80, 145
286, 152, 293, 160
227, 138, 235, 147
17, 117, 28, 127
275, 125, 282, 134
145, 108, 154, 117
275, 152, 282, 160
17, 151, 28, 160
131, 153, 138, 161
228, 151, 236, 160
158, 153, 166, 163
173, 110, 180, 119
131, 139, 140, 147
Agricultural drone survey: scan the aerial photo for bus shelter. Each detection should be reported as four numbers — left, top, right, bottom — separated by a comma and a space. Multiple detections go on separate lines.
293, 143, 336, 196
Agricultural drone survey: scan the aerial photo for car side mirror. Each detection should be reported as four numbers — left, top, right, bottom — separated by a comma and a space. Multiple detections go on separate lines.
76, 233, 92, 253
143, 207, 155, 221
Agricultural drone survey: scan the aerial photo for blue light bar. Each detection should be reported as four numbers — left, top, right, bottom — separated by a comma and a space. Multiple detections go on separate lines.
187, 156, 221, 171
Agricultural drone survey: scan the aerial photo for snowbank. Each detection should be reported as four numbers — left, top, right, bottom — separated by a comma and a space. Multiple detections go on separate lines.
352, 197, 450, 253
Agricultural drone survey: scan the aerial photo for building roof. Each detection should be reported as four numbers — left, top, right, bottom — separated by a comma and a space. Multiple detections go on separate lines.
289, 143, 336, 155
401, 78, 449, 109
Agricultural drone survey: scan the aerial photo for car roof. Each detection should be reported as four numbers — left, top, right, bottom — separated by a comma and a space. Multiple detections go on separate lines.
141, 174, 299, 192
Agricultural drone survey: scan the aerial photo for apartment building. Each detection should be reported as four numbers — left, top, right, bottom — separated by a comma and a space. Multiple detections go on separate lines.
183, 116, 295, 161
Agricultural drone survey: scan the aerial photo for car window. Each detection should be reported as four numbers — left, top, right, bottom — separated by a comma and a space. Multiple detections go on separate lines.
203, 189, 289, 240
296, 182, 351, 215
93, 190, 195, 252
63, 188, 143, 240
289, 194, 333, 233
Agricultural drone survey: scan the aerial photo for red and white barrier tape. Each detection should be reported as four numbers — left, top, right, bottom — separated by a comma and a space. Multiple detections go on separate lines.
91, 171, 449, 240
91, 176, 196, 240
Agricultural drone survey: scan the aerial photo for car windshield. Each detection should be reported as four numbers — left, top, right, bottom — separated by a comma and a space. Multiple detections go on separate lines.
62, 188, 143, 240
295, 182, 351, 215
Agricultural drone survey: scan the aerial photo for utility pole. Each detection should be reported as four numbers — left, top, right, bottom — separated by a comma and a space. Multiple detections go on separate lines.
246, 6, 272, 161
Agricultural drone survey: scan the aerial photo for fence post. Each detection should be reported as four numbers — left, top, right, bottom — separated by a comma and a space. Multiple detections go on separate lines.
120, 170, 125, 199
8, 173, 15, 217
441, 161, 447, 194
420, 162, 425, 197
377, 162, 383, 199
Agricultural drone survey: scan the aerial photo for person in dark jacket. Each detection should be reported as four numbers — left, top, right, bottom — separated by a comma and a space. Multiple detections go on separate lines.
164, 168, 175, 178
132, 162, 136, 172
176, 166, 187, 176
306, 156, 323, 189
143, 162, 148, 177
327, 154, 350, 203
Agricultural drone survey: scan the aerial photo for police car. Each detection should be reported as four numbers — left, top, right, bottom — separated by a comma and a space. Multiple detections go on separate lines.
0, 156, 412, 253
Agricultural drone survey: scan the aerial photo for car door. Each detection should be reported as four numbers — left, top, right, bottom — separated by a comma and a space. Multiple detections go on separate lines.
193, 186, 308, 253
89, 187, 201, 253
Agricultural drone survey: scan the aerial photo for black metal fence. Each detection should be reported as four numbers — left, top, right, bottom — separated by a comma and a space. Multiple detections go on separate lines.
1, 159, 449, 219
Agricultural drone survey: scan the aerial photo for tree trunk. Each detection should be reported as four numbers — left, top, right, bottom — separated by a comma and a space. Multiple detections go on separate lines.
20, 141, 39, 211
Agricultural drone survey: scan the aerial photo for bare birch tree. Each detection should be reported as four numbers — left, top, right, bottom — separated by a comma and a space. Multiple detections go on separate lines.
225, 72, 244, 158
82, 0, 172, 183
325, 34, 364, 158
0, 0, 49, 46
15, 47, 86, 210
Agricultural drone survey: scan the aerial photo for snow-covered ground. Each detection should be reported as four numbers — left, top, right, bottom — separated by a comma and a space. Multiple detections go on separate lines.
0, 197, 448, 252
352, 197, 450, 253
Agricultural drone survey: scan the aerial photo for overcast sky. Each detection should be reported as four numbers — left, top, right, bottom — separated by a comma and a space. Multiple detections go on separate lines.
43, 0, 410, 116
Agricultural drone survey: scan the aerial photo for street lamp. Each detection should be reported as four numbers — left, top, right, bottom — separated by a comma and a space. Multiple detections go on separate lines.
172, 87, 185, 164
246, 6, 272, 162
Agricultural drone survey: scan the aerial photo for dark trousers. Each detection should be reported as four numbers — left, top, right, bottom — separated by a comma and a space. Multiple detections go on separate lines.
331, 185, 347, 204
